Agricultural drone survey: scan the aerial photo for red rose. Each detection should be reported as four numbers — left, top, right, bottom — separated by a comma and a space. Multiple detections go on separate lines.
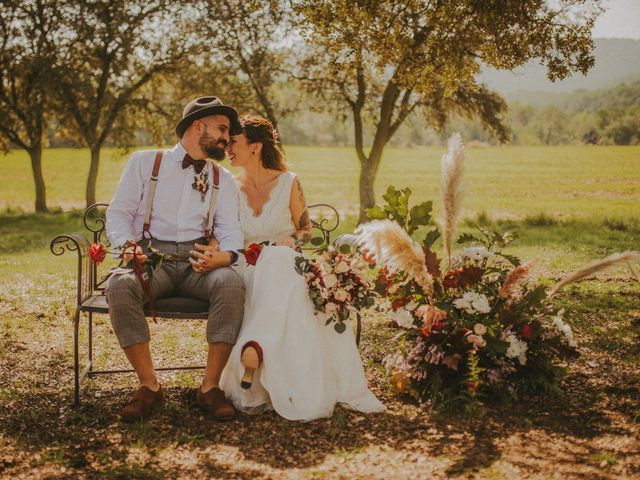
244, 243, 262, 266
521, 324, 533, 341
433, 321, 445, 331
391, 298, 406, 311
442, 271, 459, 288
89, 243, 107, 265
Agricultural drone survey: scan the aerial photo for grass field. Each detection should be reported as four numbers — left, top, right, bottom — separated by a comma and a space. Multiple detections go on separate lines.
1, 145, 639, 478
2, 144, 639, 219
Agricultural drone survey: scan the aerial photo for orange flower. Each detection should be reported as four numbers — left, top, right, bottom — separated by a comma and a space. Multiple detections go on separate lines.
416, 304, 448, 335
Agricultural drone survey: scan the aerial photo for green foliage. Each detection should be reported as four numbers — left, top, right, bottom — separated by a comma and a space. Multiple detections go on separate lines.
366, 185, 438, 245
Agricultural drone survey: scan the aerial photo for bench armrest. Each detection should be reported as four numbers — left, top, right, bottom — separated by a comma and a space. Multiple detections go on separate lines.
50, 233, 94, 307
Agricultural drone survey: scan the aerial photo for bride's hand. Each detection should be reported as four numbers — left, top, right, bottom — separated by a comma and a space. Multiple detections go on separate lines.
189, 244, 229, 273
274, 236, 296, 249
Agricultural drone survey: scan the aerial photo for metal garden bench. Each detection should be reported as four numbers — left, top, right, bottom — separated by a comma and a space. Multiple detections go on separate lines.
50, 202, 359, 405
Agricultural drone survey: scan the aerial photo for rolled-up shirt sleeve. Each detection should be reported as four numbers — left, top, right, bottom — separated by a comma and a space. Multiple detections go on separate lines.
106, 152, 145, 250
214, 173, 244, 253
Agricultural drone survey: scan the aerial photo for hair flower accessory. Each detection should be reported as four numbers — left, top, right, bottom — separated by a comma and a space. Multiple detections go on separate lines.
273, 130, 281, 144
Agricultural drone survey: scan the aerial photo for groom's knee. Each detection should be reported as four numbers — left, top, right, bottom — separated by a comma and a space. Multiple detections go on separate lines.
106, 273, 150, 348
205, 267, 245, 344
205, 267, 245, 302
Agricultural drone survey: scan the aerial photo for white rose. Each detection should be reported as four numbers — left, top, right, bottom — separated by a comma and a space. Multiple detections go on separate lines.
324, 274, 338, 289
325, 302, 338, 313
335, 261, 350, 273
393, 308, 415, 329
473, 323, 487, 335
405, 300, 418, 311
334, 289, 349, 302
471, 295, 491, 314
461, 246, 494, 261
453, 296, 473, 311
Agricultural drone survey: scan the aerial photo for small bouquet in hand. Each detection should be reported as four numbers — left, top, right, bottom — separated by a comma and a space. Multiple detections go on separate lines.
88, 240, 191, 275
295, 246, 376, 333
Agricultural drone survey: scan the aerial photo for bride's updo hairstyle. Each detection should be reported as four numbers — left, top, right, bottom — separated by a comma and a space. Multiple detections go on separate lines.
239, 115, 287, 171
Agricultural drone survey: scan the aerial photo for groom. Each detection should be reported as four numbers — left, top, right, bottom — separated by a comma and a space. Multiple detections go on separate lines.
105, 96, 245, 422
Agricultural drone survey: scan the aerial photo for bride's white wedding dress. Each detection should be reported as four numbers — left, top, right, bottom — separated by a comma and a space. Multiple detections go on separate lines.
219, 171, 384, 421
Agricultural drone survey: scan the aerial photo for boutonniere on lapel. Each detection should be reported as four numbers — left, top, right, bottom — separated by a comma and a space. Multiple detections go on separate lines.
192, 170, 209, 202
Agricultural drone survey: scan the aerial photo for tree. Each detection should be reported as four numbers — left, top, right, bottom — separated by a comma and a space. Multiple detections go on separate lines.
0, 0, 61, 212
296, 0, 601, 221
201, 0, 294, 133
45, 0, 199, 207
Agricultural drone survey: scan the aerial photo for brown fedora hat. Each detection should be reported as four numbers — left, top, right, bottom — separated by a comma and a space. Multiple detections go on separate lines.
175, 96, 241, 138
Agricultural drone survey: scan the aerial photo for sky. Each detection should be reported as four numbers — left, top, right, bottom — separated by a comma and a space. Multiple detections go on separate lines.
592, 0, 640, 39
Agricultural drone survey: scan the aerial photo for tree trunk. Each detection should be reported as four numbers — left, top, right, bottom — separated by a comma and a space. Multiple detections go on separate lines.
358, 158, 377, 223
28, 144, 47, 213
86, 145, 100, 207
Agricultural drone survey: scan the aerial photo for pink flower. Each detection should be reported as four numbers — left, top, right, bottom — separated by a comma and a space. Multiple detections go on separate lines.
334, 289, 349, 302
473, 323, 487, 335
442, 354, 463, 371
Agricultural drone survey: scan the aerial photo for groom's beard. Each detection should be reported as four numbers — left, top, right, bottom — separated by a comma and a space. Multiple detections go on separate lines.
199, 129, 227, 160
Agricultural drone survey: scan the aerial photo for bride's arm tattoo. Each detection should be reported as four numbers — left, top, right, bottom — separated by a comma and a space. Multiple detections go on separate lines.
293, 178, 312, 246
296, 179, 307, 205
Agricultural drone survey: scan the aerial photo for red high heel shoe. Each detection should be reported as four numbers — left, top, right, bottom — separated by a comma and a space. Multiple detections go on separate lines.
240, 341, 263, 390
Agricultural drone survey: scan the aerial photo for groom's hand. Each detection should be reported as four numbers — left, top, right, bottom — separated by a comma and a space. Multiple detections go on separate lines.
189, 243, 232, 273
122, 244, 148, 265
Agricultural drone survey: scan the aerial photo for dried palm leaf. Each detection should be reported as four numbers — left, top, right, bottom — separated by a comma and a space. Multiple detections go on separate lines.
356, 220, 434, 295
548, 251, 640, 296
498, 259, 538, 299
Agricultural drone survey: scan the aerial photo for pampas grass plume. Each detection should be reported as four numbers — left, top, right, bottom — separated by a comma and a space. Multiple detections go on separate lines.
498, 259, 537, 299
441, 133, 465, 265
356, 220, 434, 296
548, 251, 640, 296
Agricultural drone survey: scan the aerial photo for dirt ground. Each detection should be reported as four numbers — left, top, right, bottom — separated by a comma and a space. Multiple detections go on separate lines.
1, 280, 639, 479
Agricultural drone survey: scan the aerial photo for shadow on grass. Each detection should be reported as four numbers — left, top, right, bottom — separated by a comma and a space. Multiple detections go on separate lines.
0, 210, 85, 255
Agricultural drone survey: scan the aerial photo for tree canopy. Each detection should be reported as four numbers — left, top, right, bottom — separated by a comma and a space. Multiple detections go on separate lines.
295, 0, 601, 220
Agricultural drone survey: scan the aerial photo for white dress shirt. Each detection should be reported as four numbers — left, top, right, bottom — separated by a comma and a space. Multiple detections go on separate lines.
106, 142, 243, 253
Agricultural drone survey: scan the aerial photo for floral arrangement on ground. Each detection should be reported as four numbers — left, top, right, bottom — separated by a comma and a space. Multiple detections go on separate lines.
355, 134, 639, 407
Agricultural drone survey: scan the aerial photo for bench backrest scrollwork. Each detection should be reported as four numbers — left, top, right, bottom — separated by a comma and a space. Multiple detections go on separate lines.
50, 202, 340, 299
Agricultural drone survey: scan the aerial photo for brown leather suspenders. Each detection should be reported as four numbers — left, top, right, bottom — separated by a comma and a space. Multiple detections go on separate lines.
142, 151, 220, 241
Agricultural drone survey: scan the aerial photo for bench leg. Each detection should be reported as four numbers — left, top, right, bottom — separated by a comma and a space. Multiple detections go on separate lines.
88, 311, 93, 373
356, 312, 362, 347
73, 308, 80, 406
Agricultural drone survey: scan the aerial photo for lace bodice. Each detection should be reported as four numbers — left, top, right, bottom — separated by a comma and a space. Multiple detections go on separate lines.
236, 171, 297, 246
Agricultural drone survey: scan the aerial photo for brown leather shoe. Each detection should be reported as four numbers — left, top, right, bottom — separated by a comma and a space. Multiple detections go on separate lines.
196, 387, 236, 420
120, 385, 165, 422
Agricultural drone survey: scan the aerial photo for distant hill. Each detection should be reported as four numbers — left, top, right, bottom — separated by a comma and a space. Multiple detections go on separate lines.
478, 38, 640, 98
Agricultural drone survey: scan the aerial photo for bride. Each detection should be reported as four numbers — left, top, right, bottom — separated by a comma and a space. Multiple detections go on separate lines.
218, 115, 384, 421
